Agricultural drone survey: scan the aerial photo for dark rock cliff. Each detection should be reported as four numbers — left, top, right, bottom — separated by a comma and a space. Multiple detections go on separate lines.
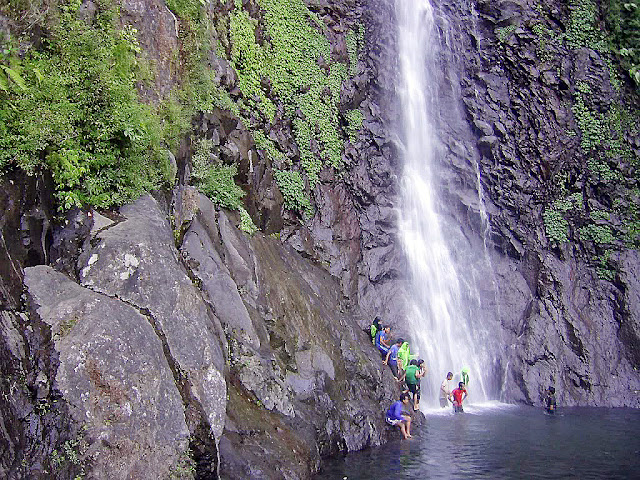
427, 0, 640, 407
0, 0, 639, 478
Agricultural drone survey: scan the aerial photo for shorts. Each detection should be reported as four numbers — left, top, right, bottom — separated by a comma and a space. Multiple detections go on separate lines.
439, 397, 449, 408
407, 382, 420, 400
454, 404, 464, 413
386, 417, 403, 426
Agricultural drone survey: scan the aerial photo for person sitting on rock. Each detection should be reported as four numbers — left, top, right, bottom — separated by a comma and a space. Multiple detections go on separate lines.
385, 392, 413, 439
384, 338, 404, 379
375, 325, 391, 357
398, 359, 424, 410
544, 386, 557, 414
451, 382, 468, 413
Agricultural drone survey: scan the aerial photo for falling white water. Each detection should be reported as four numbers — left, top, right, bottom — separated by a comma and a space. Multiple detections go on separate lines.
396, 0, 493, 405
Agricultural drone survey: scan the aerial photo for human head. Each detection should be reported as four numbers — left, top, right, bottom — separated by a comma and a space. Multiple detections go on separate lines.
410, 359, 418, 366
417, 359, 424, 367
384, 325, 391, 332
459, 382, 465, 389
395, 337, 405, 346
447, 372, 453, 380
374, 316, 381, 324
548, 386, 555, 395
400, 392, 410, 403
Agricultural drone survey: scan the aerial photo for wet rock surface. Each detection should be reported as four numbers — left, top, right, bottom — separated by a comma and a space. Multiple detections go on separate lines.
428, 0, 640, 406
1, 0, 639, 478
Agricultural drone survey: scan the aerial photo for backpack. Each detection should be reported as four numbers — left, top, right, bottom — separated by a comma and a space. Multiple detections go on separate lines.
370, 324, 378, 344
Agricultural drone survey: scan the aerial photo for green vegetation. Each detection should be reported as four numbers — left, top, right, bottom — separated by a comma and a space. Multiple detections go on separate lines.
0, 0, 364, 223
224, 0, 361, 194
50, 436, 87, 478
605, 1, 640, 86
0, 0, 246, 214
571, 82, 607, 152
0, 1, 170, 210
543, 208, 570, 245
253, 130, 285, 166
530, 0, 640, 281
532, 23, 555, 61
274, 169, 313, 218
238, 207, 258, 235
345, 108, 364, 143
190, 138, 245, 210
495, 25, 517, 43
566, 0, 608, 51
168, 448, 196, 479
596, 249, 617, 281
543, 193, 582, 246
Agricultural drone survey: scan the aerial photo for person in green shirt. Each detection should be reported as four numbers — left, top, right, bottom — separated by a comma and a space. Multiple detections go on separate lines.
396, 341, 417, 376
398, 359, 424, 410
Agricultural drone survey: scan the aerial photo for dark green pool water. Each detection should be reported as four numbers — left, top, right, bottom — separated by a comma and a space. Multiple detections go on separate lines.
315, 403, 640, 479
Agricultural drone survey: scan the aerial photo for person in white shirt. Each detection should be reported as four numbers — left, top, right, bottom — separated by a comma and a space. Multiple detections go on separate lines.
439, 371, 453, 407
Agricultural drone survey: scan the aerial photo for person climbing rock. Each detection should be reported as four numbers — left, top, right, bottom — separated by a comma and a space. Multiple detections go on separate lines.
545, 386, 557, 414
398, 359, 424, 410
451, 382, 467, 413
396, 340, 417, 374
439, 371, 453, 408
385, 392, 413, 439
369, 316, 383, 344
375, 325, 391, 357
384, 338, 404, 379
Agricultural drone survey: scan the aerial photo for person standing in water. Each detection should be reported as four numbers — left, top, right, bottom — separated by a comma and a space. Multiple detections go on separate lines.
451, 382, 468, 413
439, 372, 453, 408
545, 386, 557, 414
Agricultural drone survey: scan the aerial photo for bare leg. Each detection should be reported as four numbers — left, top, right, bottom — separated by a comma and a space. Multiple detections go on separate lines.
404, 415, 412, 438
399, 422, 408, 439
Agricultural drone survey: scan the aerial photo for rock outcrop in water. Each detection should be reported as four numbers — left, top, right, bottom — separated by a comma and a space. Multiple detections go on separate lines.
0, 0, 639, 478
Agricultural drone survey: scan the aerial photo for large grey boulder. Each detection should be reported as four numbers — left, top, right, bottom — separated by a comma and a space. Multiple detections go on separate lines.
23, 266, 189, 479
77, 194, 227, 469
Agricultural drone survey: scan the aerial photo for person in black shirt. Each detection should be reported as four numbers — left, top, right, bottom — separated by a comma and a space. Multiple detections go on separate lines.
545, 386, 557, 414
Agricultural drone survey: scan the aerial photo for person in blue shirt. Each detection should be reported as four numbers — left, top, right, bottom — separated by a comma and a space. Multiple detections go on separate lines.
385, 392, 413, 439
375, 325, 391, 357
384, 338, 404, 379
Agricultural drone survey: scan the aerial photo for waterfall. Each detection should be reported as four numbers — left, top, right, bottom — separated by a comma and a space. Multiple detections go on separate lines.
396, 0, 497, 406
